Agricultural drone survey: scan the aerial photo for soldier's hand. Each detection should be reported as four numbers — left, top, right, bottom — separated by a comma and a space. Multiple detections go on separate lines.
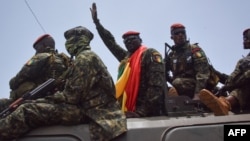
90, 3, 99, 23
217, 85, 229, 94
45, 92, 65, 103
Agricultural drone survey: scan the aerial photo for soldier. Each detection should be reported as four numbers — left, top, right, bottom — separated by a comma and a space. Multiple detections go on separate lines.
199, 28, 250, 116
0, 26, 127, 141
90, 3, 165, 118
0, 34, 70, 112
165, 23, 217, 100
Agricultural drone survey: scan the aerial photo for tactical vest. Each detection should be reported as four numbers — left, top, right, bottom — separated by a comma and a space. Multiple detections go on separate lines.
10, 52, 70, 100
170, 44, 194, 78
169, 44, 219, 89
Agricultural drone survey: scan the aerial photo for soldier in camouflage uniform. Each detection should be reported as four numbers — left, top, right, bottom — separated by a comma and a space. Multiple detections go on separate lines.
199, 28, 250, 116
165, 23, 213, 100
0, 26, 127, 141
90, 3, 165, 118
0, 34, 70, 112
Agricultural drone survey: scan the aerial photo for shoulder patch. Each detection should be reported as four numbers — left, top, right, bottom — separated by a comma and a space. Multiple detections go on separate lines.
194, 51, 203, 58
191, 44, 203, 58
25, 58, 34, 66
152, 52, 162, 63
25, 53, 51, 66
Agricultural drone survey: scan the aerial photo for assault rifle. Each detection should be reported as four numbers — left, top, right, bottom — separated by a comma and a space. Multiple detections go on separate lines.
164, 42, 174, 84
165, 96, 209, 117
164, 42, 172, 63
0, 78, 55, 119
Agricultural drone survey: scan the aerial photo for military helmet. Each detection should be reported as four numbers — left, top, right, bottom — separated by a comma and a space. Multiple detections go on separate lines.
64, 26, 93, 40
33, 34, 55, 51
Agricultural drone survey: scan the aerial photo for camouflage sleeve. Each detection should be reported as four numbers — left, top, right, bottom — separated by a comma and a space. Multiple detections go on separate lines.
9, 53, 51, 90
94, 21, 127, 62
46, 51, 112, 105
226, 60, 242, 85
136, 48, 165, 116
226, 57, 250, 86
192, 46, 210, 94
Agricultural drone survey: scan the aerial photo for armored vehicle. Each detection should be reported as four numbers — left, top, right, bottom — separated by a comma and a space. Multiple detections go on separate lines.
16, 96, 250, 141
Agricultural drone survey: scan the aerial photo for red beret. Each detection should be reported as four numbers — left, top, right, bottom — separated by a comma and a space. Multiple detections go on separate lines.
170, 23, 185, 30
122, 31, 140, 39
243, 28, 250, 36
170, 23, 186, 35
33, 34, 51, 48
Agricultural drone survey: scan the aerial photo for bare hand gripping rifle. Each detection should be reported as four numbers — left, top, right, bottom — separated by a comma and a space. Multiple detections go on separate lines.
0, 78, 55, 119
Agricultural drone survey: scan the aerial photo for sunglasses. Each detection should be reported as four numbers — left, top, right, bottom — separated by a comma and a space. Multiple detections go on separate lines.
173, 30, 186, 35
123, 35, 139, 44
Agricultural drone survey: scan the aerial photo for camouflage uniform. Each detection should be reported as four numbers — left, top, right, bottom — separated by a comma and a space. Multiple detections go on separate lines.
198, 28, 250, 116
0, 34, 70, 112
225, 54, 250, 111
94, 21, 165, 117
165, 42, 211, 98
0, 26, 127, 141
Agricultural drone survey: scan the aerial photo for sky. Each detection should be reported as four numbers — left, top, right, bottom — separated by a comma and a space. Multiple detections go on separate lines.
0, 0, 249, 98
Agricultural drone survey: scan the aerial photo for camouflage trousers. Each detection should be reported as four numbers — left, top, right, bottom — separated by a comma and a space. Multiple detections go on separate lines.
230, 86, 250, 111
0, 102, 82, 140
172, 78, 196, 98
86, 102, 127, 141
0, 101, 127, 141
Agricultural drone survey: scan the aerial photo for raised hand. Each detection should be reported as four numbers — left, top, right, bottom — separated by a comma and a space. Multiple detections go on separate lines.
90, 3, 99, 23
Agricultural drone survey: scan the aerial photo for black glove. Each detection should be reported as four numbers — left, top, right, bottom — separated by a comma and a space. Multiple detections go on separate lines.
90, 3, 99, 23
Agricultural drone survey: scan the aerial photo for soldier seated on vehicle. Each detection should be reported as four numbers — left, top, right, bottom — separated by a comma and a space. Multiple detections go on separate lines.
90, 3, 165, 118
165, 23, 220, 100
0, 26, 127, 141
0, 34, 70, 112
199, 28, 250, 116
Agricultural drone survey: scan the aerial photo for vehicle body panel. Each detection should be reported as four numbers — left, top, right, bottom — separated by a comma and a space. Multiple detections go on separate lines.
16, 113, 250, 141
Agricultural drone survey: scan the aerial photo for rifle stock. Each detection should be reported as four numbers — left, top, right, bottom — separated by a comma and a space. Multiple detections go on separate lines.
0, 78, 55, 119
